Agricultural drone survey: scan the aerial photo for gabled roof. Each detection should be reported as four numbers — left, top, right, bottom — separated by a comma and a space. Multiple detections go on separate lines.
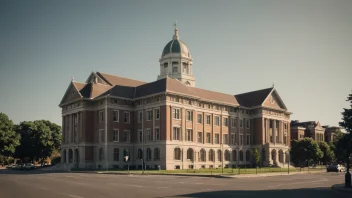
96, 72, 146, 87
235, 88, 273, 107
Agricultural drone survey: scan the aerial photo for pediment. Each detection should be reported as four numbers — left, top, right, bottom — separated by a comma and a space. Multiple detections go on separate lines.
60, 82, 82, 105
262, 90, 287, 110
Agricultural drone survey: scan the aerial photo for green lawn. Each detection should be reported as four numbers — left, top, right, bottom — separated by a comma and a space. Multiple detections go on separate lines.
96, 166, 326, 175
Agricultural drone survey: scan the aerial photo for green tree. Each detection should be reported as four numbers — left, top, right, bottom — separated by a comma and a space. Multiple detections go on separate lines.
252, 148, 260, 167
15, 120, 61, 165
290, 138, 323, 166
0, 113, 20, 163
318, 141, 334, 164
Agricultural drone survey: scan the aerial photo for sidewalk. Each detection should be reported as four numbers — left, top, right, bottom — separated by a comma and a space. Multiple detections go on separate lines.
331, 184, 352, 194
221, 171, 324, 178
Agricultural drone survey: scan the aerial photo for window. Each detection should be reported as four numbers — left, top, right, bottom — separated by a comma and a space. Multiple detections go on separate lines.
206, 115, 211, 124
113, 129, 119, 142
225, 150, 230, 161
173, 108, 180, 119
172, 66, 178, 73
240, 134, 243, 145
232, 150, 237, 161
147, 110, 152, 121
99, 110, 104, 122
200, 149, 206, 162
239, 151, 244, 161
99, 148, 103, 161
155, 128, 160, 141
113, 110, 119, 122
231, 134, 236, 144
240, 119, 243, 128
155, 109, 160, 120
173, 127, 181, 140
124, 130, 130, 142
246, 119, 250, 129
138, 130, 143, 142
186, 111, 192, 121
138, 111, 142, 123
206, 132, 211, 143
231, 118, 237, 128
187, 148, 193, 160
186, 129, 193, 141
137, 149, 143, 160
146, 129, 152, 141
223, 118, 228, 126
99, 130, 103, 143
113, 148, 119, 161
215, 133, 220, 144
197, 132, 202, 143
223, 134, 228, 144
209, 149, 215, 162
217, 150, 222, 161
146, 148, 152, 161
124, 112, 130, 123
246, 134, 250, 145
197, 114, 202, 123
174, 148, 181, 160
214, 116, 220, 126
154, 148, 160, 160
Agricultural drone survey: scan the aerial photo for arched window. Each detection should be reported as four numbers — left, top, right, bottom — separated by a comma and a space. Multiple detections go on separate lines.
200, 149, 206, 162
217, 149, 222, 162
232, 150, 237, 162
174, 148, 181, 160
239, 150, 244, 161
74, 149, 79, 164
209, 149, 215, 162
99, 148, 103, 161
246, 150, 251, 162
123, 149, 130, 162
146, 148, 152, 161
69, 149, 73, 163
279, 150, 284, 163
113, 148, 119, 161
154, 148, 160, 161
187, 148, 194, 161
225, 150, 230, 161
271, 149, 277, 163
138, 149, 143, 160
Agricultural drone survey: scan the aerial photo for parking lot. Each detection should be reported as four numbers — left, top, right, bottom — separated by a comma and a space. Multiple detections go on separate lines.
0, 170, 346, 198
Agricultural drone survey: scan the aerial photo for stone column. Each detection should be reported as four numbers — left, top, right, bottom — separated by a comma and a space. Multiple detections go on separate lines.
181, 107, 185, 141
273, 120, 276, 144
170, 106, 173, 141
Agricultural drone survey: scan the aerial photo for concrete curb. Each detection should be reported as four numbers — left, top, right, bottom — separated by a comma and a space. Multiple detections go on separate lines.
331, 184, 352, 194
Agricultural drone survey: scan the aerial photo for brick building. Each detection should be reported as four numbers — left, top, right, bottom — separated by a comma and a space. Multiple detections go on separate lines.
59, 27, 291, 170
290, 120, 325, 142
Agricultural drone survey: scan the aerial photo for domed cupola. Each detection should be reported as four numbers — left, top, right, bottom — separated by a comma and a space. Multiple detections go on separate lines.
158, 26, 195, 87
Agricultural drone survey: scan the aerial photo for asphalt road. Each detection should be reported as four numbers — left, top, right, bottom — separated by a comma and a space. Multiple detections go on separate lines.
0, 170, 347, 198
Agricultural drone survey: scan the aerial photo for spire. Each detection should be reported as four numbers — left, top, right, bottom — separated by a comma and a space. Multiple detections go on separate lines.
173, 21, 179, 40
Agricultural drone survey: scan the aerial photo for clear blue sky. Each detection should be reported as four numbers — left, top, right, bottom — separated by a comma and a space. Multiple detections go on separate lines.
0, 0, 351, 126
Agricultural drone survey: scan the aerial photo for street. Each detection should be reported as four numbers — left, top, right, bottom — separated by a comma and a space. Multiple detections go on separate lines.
0, 170, 347, 198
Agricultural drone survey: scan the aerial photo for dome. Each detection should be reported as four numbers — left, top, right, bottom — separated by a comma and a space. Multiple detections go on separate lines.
161, 28, 191, 58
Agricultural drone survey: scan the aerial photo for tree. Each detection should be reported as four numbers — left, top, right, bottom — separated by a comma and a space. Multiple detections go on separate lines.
0, 113, 20, 164
290, 138, 323, 166
318, 141, 334, 164
15, 120, 61, 165
339, 92, 352, 188
252, 148, 260, 167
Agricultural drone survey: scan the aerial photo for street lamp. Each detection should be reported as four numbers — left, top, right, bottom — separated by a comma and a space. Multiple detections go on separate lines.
345, 154, 351, 188
124, 156, 129, 174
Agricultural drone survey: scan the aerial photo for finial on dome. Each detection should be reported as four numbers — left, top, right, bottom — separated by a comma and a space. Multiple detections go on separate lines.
173, 21, 179, 40
71, 77, 75, 82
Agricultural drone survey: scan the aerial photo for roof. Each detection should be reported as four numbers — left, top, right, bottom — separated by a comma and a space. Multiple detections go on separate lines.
235, 88, 273, 107
96, 72, 146, 87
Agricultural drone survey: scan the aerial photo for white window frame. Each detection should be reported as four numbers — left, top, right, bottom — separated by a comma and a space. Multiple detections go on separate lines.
186, 110, 192, 121
124, 130, 130, 143
99, 129, 104, 143
240, 119, 243, 128
138, 130, 143, 142
147, 110, 152, 121
186, 129, 192, 141
99, 110, 104, 123
215, 133, 220, 144
231, 118, 237, 128
173, 127, 181, 140
173, 108, 180, 120
223, 118, 228, 126
197, 132, 202, 143
138, 111, 142, 123
214, 116, 220, 126
231, 134, 236, 144
155, 127, 160, 141
113, 110, 119, 122
246, 134, 250, 145
206, 115, 211, 125
124, 111, 130, 123
197, 114, 202, 124
113, 129, 119, 142
155, 108, 160, 120
223, 134, 228, 144
240, 134, 243, 145
206, 132, 211, 143
146, 128, 152, 141
246, 119, 250, 129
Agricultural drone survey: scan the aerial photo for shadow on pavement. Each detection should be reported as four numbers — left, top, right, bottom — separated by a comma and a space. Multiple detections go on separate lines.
170, 187, 340, 198
0, 169, 74, 175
